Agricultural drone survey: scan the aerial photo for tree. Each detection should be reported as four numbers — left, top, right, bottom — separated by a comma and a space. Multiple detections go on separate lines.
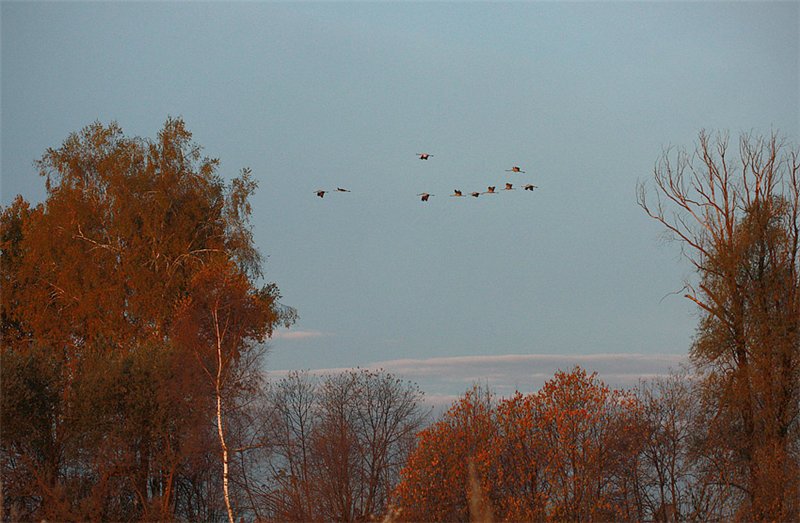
310, 369, 427, 521
638, 130, 800, 520
260, 371, 319, 521
173, 259, 282, 523
393, 368, 646, 522
633, 370, 735, 521
393, 384, 496, 522
256, 369, 427, 522
531, 368, 645, 521
491, 391, 548, 521
1, 118, 294, 520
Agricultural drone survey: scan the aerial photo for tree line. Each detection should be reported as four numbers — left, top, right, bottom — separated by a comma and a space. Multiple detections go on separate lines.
392, 367, 769, 521
2, 121, 798, 521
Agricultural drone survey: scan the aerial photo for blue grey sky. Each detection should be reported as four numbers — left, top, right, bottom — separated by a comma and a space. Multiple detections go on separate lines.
3, 2, 798, 395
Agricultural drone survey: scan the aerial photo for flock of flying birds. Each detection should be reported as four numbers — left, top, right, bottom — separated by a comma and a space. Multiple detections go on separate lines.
314, 152, 538, 201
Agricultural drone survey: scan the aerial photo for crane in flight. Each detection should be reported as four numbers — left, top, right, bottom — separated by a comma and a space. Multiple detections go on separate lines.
505, 166, 526, 173
418, 193, 433, 202
417, 153, 433, 160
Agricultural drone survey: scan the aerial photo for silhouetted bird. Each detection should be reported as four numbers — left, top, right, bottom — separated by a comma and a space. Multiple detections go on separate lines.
483, 186, 497, 194
418, 193, 433, 202
503, 183, 515, 191
523, 184, 538, 191
315, 190, 327, 198
470, 192, 480, 198
336, 187, 351, 192
505, 166, 526, 173
450, 189, 464, 197
417, 153, 433, 160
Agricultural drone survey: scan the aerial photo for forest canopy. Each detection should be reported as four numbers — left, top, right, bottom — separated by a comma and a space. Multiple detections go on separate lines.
1, 118, 296, 521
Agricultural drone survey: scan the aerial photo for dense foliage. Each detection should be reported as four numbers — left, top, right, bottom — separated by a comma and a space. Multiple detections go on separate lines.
1, 119, 294, 521
393, 368, 647, 522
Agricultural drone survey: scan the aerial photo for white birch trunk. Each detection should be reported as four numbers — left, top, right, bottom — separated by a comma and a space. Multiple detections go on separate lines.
214, 309, 235, 523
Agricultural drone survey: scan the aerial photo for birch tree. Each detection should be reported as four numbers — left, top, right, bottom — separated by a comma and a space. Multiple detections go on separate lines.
174, 259, 285, 523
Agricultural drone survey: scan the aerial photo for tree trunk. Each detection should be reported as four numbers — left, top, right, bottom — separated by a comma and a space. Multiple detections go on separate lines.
214, 309, 235, 523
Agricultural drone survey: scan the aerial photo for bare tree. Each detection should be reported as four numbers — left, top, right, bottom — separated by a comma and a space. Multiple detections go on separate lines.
311, 369, 428, 521
351, 369, 427, 517
638, 130, 800, 520
261, 371, 319, 521
258, 369, 427, 521
635, 370, 743, 521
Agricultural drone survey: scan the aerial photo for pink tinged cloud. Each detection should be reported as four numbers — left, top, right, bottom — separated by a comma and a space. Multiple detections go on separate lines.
266, 352, 689, 411
270, 329, 327, 340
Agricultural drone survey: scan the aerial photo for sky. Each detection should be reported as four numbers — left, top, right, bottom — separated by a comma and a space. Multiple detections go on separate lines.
3, 2, 798, 402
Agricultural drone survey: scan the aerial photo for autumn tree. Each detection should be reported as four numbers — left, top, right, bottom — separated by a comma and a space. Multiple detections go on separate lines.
1, 119, 293, 520
530, 368, 646, 521
393, 384, 496, 522
393, 368, 646, 522
638, 131, 800, 520
173, 259, 282, 523
483, 390, 543, 521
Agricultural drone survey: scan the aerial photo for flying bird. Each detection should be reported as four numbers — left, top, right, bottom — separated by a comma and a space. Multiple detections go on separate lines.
470, 192, 481, 198
418, 193, 433, 202
450, 189, 464, 197
417, 153, 433, 160
315, 190, 327, 198
523, 184, 538, 191
503, 183, 515, 191
335, 187, 351, 192
505, 166, 526, 173
483, 186, 497, 194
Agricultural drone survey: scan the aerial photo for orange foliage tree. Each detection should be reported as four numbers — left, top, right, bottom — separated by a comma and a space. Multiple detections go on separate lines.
173, 259, 282, 523
638, 131, 800, 520
532, 368, 645, 521
393, 385, 495, 522
1, 119, 294, 521
393, 367, 646, 522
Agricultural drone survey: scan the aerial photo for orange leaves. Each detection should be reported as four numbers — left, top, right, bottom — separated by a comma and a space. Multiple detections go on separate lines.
530, 368, 646, 521
393, 385, 496, 522
393, 368, 646, 522
1, 119, 296, 521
